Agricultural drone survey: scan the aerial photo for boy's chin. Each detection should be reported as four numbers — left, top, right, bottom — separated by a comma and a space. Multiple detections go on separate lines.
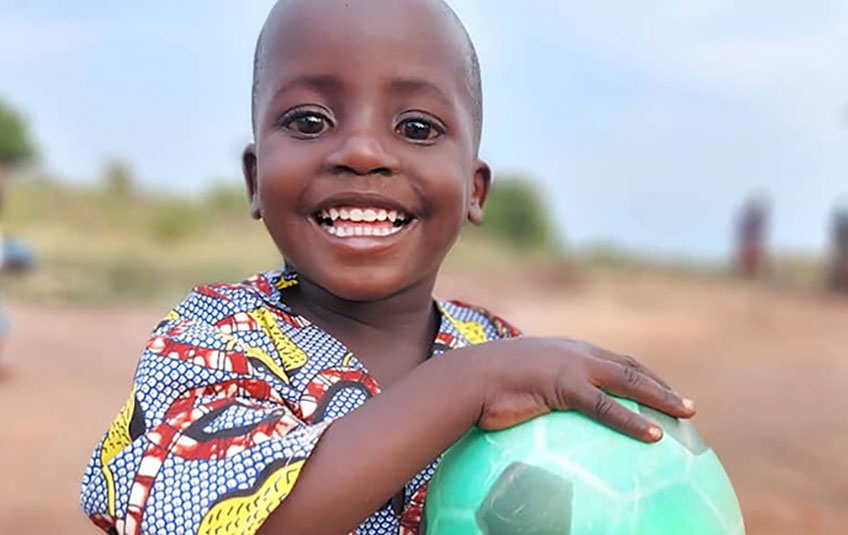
309, 267, 428, 303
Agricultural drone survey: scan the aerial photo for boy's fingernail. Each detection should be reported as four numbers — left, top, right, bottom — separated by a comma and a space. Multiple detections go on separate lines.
648, 426, 663, 440
682, 398, 696, 411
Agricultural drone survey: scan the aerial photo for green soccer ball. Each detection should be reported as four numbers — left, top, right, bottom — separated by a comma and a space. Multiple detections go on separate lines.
424, 398, 744, 535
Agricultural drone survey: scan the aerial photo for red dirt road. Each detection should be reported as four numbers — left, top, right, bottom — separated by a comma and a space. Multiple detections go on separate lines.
2, 270, 846, 534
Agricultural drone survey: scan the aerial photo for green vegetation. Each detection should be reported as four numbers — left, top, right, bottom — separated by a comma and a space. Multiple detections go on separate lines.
482, 175, 557, 251
0, 96, 37, 169
101, 158, 136, 198
3, 176, 279, 305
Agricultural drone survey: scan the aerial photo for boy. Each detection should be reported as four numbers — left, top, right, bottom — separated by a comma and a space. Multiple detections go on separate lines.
81, 1, 695, 534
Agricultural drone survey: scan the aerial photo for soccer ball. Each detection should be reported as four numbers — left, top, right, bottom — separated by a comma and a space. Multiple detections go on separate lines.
423, 398, 744, 535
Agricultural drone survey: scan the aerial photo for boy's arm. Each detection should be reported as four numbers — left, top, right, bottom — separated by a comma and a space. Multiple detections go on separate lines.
260, 350, 482, 535
260, 337, 694, 534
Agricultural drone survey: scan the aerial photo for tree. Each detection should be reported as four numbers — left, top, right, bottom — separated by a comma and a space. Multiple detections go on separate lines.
101, 158, 135, 197
482, 174, 557, 251
0, 96, 37, 171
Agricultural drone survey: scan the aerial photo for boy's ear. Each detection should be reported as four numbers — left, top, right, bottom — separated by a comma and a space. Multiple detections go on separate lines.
468, 160, 491, 225
242, 143, 261, 220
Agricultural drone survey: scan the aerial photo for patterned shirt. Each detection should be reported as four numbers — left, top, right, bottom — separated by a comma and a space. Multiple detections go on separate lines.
80, 268, 520, 535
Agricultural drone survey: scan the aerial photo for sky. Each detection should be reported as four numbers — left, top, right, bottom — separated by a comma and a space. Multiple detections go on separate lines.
1, 0, 847, 258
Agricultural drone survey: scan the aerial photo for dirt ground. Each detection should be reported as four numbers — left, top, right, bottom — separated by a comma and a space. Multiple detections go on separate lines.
1, 269, 846, 534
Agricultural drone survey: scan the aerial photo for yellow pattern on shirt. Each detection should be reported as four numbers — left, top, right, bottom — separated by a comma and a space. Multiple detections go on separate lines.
249, 307, 308, 371
440, 305, 488, 345
198, 460, 305, 535
99, 387, 137, 516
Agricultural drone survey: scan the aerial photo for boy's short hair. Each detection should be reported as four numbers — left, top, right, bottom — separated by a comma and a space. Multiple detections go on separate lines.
249, 0, 484, 151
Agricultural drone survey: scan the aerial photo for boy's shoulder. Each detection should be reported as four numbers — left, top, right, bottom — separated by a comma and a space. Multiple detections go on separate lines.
172, 270, 294, 326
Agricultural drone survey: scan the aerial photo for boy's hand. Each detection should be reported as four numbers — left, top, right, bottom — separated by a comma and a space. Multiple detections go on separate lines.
466, 337, 696, 442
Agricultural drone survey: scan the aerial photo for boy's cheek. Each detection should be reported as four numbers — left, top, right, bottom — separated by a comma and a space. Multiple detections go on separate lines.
257, 137, 325, 177
256, 166, 313, 215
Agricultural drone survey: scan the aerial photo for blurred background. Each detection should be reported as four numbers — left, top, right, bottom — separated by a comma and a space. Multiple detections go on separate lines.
1, 1, 847, 534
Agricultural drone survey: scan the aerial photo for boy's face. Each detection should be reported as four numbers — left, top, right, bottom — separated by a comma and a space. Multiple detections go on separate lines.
244, 0, 489, 301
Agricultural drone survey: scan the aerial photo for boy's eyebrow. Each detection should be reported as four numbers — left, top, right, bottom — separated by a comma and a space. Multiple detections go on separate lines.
270, 73, 343, 101
267, 74, 455, 110
387, 77, 454, 109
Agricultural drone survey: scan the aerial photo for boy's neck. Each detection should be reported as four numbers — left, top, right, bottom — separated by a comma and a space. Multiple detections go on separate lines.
285, 273, 441, 384
287, 272, 439, 337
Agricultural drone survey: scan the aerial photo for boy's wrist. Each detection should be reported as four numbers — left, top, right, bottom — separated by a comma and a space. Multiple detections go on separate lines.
441, 342, 505, 426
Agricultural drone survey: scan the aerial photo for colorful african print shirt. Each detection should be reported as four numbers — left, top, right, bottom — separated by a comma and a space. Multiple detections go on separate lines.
80, 268, 520, 535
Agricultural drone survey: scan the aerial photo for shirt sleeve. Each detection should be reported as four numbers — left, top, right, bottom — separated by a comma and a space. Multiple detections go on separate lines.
80, 313, 330, 535
438, 300, 523, 347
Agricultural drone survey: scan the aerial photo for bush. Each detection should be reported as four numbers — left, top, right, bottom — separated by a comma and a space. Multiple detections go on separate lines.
150, 201, 200, 244
101, 159, 135, 197
203, 182, 249, 216
482, 175, 557, 251
0, 96, 37, 169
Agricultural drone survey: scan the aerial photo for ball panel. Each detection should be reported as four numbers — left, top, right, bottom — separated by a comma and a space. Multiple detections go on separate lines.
552, 436, 638, 496
632, 483, 726, 535
555, 428, 690, 500
629, 437, 693, 497
487, 420, 557, 467
687, 451, 746, 534
606, 496, 640, 534
474, 462, 573, 535
427, 508, 479, 535
435, 428, 502, 509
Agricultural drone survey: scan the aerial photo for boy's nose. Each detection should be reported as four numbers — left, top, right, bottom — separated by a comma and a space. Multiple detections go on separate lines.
326, 134, 400, 177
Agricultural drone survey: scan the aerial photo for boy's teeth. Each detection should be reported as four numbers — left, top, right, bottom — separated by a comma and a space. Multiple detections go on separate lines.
317, 205, 412, 233
319, 223, 404, 238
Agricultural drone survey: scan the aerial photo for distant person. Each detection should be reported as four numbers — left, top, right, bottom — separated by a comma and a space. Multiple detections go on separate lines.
736, 196, 769, 277
830, 202, 848, 292
0, 233, 35, 273
0, 232, 34, 368
79, 2, 696, 534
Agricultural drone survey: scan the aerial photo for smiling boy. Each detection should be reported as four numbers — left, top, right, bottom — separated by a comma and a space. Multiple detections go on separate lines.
81, 1, 695, 534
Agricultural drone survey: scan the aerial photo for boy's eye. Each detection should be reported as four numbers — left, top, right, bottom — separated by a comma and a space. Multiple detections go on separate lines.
397, 118, 442, 141
284, 113, 331, 136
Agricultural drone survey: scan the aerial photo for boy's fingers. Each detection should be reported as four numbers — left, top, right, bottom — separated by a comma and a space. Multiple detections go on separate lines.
594, 360, 695, 419
573, 388, 662, 443
589, 345, 672, 390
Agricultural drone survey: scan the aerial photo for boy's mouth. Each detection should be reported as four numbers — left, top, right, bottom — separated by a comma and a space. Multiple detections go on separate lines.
312, 206, 415, 238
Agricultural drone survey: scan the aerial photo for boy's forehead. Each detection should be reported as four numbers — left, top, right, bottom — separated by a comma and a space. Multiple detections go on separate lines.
255, 0, 475, 112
